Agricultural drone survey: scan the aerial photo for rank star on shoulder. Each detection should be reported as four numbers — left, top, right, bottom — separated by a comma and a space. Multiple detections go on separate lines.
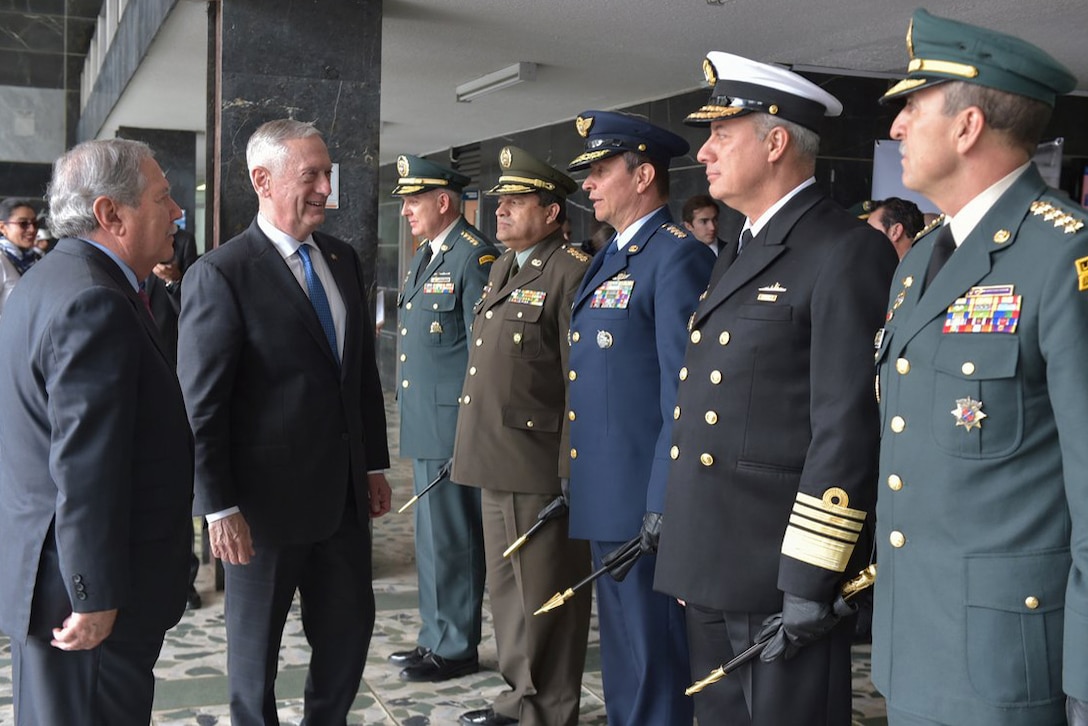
952, 397, 987, 431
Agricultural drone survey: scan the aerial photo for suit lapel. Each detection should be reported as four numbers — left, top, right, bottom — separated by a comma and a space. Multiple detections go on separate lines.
487, 234, 562, 308
892, 167, 1045, 353
696, 186, 820, 324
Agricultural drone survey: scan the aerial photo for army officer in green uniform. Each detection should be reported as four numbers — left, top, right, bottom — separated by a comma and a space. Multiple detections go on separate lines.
391, 155, 497, 682
451, 147, 592, 726
872, 10, 1087, 726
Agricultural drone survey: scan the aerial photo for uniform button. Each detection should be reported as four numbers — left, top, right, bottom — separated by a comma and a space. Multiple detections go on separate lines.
568, 370, 577, 381
513, 333, 523, 344
432, 303, 439, 310
704, 411, 718, 425
679, 367, 688, 381
691, 330, 702, 344
526, 420, 534, 428
568, 410, 576, 421
399, 353, 406, 362
673, 406, 681, 420
517, 311, 524, 319
400, 327, 407, 336
710, 370, 722, 385
401, 380, 409, 388
670, 445, 679, 460
463, 395, 471, 404
719, 331, 731, 346
405, 302, 412, 310
889, 531, 906, 548
570, 448, 578, 459
572, 331, 580, 342
888, 474, 903, 491
896, 358, 910, 375
485, 310, 494, 319
76, 592, 87, 601
962, 361, 976, 376
890, 416, 905, 433
700, 453, 714, 467
475, 338, 483, 347
74, 583, 85, 593
73, 575, 83, 583
469, 366, 477, 376
1025, 596, 1040, 610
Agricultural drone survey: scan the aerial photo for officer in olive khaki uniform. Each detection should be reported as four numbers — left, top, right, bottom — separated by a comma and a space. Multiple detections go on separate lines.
872, 10, 1088, 726
451, 147, 592, 726
392, 155, 497, 682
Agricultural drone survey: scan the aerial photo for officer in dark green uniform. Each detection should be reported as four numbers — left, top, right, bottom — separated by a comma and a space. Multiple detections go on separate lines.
872, 10, 1087, 726
391, 155, 497, 682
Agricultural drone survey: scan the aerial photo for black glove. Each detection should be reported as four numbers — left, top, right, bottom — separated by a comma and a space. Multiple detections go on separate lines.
639, 511, 663, 554
535, 494, 568, 523
602, 537, 642, 583
757, 592, 855, 662
1069, 696, 1088, 726
560, 477, 571, 508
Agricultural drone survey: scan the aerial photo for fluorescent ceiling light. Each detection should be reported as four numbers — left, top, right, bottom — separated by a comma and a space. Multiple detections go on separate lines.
456, 62, 537, 103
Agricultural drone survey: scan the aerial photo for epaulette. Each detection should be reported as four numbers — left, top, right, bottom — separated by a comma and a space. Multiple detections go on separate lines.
460, 230, 483, 246
913, 213, 945, 242
1030, 200, 1085, 235
562, 244, 591, 263
662, 223, 686, 238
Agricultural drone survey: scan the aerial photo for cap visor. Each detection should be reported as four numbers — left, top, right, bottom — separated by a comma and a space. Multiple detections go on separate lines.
880, 76, 944, 103
683, 104, 750, 126
567, 147, 622, 172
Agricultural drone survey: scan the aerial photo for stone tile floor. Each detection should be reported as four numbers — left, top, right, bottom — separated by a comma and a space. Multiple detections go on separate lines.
0, 394, 889, 724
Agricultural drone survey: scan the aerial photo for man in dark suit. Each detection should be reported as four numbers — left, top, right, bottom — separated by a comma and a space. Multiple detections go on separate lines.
565, 111, 715, 726
0, 139, 194, 725
390, 154, 496, 682
653, 53, 897, 725
177, 119, 392, 725
873, 11, 1086, 726
452, 147, 592, 726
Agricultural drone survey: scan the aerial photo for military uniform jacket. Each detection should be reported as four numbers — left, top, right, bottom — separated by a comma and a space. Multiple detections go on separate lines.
654, 186, 897, 613
567, 207, 715, 542
871, 165, 1088, 726
451, 232, 591, 493
398, 217, 496, 460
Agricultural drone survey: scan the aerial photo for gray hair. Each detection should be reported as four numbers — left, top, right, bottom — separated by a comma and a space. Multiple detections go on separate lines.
941, 81, 1051, 156
246, 119, 323, 174
750, 113, 821, 161
47, 139, 154, 239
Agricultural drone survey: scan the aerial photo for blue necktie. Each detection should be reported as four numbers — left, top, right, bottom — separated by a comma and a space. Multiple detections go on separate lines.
296, 244, 339, 364
604, 237, 619, 257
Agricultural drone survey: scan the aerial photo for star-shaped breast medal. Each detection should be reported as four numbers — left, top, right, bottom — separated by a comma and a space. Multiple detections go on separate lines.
951, 397, 987, 432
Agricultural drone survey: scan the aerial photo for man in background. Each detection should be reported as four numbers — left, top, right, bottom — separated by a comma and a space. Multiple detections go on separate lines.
867, 196, 924, 259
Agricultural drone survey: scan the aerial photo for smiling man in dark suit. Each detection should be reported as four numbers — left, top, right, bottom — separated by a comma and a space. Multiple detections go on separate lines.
0, 139, 194, 725
177, 119, 391, 725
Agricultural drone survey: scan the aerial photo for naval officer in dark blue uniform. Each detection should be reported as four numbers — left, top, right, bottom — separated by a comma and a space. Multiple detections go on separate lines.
566, 111, 715, 726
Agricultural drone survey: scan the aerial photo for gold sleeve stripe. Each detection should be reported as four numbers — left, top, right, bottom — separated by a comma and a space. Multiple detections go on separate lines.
791, 502, 866, 532
795, 491, 866, 521
781, 526, 855, 572
788, 514, 861, 543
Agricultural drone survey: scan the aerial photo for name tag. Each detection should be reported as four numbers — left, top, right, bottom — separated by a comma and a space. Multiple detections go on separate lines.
590, 279, 634, 309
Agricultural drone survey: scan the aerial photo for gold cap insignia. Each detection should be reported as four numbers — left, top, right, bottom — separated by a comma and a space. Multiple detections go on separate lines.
702, 57, 717, 86
576, 115, 593, 138
396, 155, 410, 177
499, 147, 512, 169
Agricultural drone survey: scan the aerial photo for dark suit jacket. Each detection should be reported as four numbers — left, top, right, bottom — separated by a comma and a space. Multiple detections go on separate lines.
452, 232, 591, 492
148, 227, 199, 362
0, 238, 194, 642
655, 186, 897, 613
567, 207, 715, 541
177, 219, 389, 547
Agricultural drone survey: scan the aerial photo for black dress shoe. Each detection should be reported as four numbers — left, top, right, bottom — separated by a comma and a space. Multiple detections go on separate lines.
387, 645, 428, 667
458, 707, 518, 726
398, 651, 479, 682
186, 588, 202, 610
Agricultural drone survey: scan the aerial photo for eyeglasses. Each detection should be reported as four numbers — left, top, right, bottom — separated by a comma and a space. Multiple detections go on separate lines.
4, 220, 39, 230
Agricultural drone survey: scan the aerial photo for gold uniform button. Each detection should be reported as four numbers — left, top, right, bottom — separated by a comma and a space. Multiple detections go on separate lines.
710, 370, 722, 385
462, 395, 471, 404
526, 420, 534, 428
469, 366, 477, 376
513, 333, 523, 344
673, 406, 681, 420
1025, 596, 1040, 610
962, 361, 976, 376
889, 531, 906, 548
572, 331, 580, 342
405, 302, 412, 310
570, 448, 578, 459
679, 367, 688, 381
401, 380, 409, 389
705, 411, 718, 425
719, 331, 731, 346
568, 370, 577, 381
890, 416, 906, 433
669, 445, 679, 460
399, 353, 406, 362
700, 453, 714, 467
896, 358, 910, 375
888, 474, 903, 491
475, 338, 483, 347
691, 330, 702, 344
485, 310, 494, 319
568, 410, 576, 421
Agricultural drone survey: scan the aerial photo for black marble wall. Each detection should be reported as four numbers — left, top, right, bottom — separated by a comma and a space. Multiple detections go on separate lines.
115, 126, 197, 229
0, 161, 52, 203
210, 0, 382, 349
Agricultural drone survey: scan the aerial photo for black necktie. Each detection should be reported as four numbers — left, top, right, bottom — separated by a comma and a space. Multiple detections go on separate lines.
923, 225, 956, 289
419, 243, 433, 271
737, 229, 753, 255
